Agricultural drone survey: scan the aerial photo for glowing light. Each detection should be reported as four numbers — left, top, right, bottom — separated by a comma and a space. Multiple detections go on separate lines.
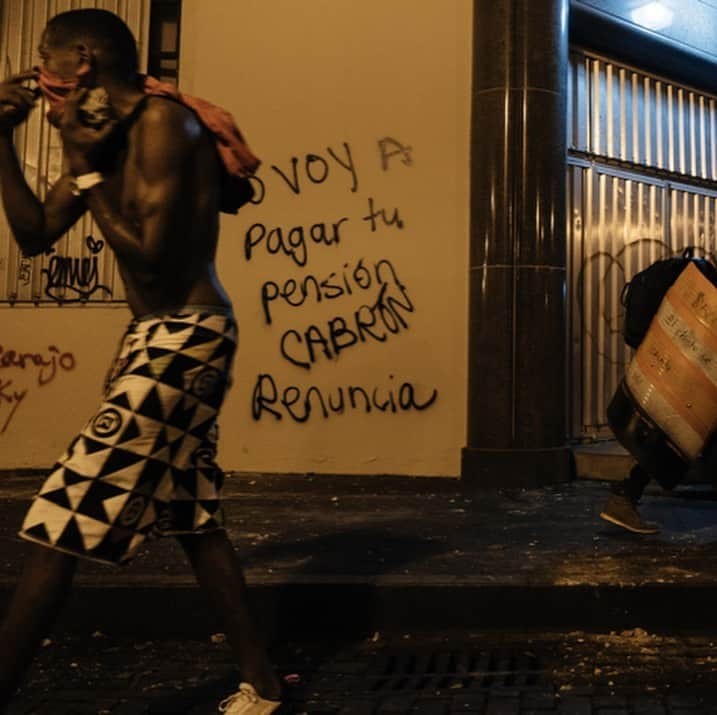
630, 2, 675, 31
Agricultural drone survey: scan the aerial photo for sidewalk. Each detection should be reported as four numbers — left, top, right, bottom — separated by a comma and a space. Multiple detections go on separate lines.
4, 472, 717, 713
1, 472, 717, 637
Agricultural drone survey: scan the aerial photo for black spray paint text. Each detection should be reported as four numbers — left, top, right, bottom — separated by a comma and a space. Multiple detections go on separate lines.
245, 217, 349, 268
252, 373, 438, 423
280, 271, 414, 370
362, 197, 405, 232
42, 236, 112, 303
246, 137, 414, 204
248, 142, 359, 203
261, 257, 401, 325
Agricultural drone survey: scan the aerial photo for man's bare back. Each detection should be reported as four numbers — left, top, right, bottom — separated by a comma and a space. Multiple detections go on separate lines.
100, 95, 232, 316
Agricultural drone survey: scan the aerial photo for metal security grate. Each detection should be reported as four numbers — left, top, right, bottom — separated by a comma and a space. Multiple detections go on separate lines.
0, 0, 153, 305
568, 50, 717, 178
366, 649, 545, 694
567, 49, 717, 440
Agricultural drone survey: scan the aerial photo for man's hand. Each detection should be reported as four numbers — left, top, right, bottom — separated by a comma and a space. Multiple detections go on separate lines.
0, 70, 39, 134
60, 87, 119, 174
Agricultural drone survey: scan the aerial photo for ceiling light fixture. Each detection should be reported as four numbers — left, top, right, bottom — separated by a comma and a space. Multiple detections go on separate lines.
630, 1, 675, 31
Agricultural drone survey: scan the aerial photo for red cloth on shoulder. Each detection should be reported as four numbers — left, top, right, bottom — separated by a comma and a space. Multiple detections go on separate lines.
37, 66, 260, 213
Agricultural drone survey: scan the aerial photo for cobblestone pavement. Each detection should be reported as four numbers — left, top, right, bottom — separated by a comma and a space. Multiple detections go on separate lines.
7, 627, 717, 714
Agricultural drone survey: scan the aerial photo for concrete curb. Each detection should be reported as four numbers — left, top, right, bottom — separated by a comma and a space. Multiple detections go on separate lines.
2, 474, 716, 641
5, 581, 717, 641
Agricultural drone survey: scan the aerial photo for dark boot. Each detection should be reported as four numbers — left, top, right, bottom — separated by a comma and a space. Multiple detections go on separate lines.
599, 466, 660, 534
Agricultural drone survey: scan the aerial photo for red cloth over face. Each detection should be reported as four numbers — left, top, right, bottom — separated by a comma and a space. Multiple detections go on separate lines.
36, 64, 93, 125
37, 66, 261, 213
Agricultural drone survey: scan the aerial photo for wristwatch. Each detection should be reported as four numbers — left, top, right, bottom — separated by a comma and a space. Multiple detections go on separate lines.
70, 172, 105, 197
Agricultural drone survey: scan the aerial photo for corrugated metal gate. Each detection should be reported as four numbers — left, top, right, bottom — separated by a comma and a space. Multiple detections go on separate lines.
0, 0, 151, 304
567, 49, 717, 440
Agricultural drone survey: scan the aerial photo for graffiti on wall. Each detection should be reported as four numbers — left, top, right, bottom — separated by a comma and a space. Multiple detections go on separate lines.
577, 238, 713, 366
42, 235, 113, 303
18, 258, 32, 287
0, 344, 76, 433
245, 137, 438, 423
1, 236, 113, 303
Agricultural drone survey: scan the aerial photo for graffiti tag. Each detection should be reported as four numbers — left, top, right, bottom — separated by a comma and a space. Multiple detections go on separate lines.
42, 235, 112, 303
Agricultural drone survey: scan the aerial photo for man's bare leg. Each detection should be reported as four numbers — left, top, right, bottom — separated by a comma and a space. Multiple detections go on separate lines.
178, 531, 282, 701
0, 543, 77, 710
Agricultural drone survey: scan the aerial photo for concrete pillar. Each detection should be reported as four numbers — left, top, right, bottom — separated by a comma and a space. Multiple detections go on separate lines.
462, 0, 573, 487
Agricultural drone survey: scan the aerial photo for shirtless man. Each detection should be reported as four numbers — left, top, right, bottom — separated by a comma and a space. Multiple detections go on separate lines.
0, 9, 282, 714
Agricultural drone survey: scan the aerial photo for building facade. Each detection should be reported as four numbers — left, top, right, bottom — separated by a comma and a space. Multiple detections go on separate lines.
0, 1, 714, 484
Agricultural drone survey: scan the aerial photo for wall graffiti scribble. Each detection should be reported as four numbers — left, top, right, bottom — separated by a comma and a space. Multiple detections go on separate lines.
261, 257, 407, 325
18, 258, 32, 287
378, 137, 414, 171
0, 381, 27, 434
268, 142, 359, 196
0, 344, 76, 385
576, 238, 712, 366
42, 235, 112, 303
362, 197, 405, 232
245, 217, 349, 268
0, 344, 76, 434
252, 373, 438, 423
247, 136, 438, 423
279, 276, 414, 370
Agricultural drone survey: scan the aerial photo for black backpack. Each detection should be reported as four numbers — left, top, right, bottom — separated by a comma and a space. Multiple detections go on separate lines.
621, 247, 717, 349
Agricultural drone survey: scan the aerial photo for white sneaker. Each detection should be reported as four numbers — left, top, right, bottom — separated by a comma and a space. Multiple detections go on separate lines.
218, 682, 282, 714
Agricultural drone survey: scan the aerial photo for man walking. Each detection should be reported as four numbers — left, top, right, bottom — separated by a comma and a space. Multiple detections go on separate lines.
0, 9, 281, 713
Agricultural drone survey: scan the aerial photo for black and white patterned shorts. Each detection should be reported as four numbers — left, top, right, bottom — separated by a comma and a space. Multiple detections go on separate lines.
19, 306, 238, 565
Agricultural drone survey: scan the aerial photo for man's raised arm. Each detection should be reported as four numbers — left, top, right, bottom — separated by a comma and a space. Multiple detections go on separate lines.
0, 70, 87, 257
61, 90, 199, 273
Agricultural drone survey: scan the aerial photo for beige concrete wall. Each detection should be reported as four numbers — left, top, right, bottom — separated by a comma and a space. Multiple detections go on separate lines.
0, 1, 472, 477
0, 305, 130, 468
179, 0, 472, 476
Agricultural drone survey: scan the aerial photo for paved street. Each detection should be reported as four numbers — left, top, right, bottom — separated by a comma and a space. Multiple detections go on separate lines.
7, 627, 717, 714
3, 476, 717, 713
